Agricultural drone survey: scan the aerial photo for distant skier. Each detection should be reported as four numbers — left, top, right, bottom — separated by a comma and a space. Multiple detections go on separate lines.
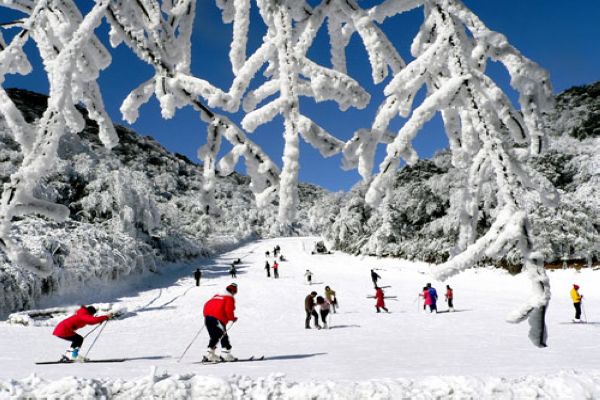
305, 269, 313, 285
273, 261, 279, 278
305, 291, 321, 329
445, 285, 454, 312
371, 269, 381, 286
194, 268, 202, 287
316, 296, 331, 329
265, 250, 270, 257
203, 283, 238, 362
279, 254, 286, 261
427, 283, 438, 313
571, 284, 583, 322
229, 263, 237, 279
265, 261, 271, 278
233, 258, 241, 265
325, 286, 338, 313
375, 286, 389, 313
420, 286, 432, 311
53, 305, 112, 362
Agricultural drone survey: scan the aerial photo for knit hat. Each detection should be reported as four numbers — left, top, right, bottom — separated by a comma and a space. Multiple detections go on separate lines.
574, 284, 580, 290
85, 306, 97, 315
226, 283, 238, 295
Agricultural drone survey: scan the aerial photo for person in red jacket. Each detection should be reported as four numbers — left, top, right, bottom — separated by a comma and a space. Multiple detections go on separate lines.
375, 286, 389, 313
203, 283, 238, 362
53, 305, 111, 361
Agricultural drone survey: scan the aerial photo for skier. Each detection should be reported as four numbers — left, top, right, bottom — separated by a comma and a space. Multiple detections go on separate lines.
229, 263, 237, 279
375, 286, 389, 313
420, 286, 432, 312
427, 283, 438, 313
571, 284, 583, 322
324, 286, 338, 313
265, 250, 270, 257
279, 254, 286, 261
371, 269, 381, 286
194, 268, 202, 287
445, 285, 454, 312
305, 269, 313, 285
53, 305, 112, 362
273, 261, 279, 278
265, 261, 271, 278
203, 283, 238, 362
305, 291, 321, 329
316, 296, 331, 329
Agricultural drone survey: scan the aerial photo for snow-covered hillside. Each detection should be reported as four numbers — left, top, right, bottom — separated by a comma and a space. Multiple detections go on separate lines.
322, 82, 600, 268
1, 237, 600, 399
0, 89, 327, 317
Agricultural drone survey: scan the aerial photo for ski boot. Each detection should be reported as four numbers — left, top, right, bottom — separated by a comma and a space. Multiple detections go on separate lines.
71, 347, 89, 362
221, 349, 237, 362
203, 348, 220, 363
60, 350, 74, 363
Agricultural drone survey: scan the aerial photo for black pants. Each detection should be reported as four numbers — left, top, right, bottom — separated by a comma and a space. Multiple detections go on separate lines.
320, 310, 330, 324
195, 278, 200, 286
205, 316, 231, 350
448, 298, 453, 309
59, 334, 84, 349
305, 309, 319, 328
266, 268, 270, 277
574, 302, 582, 319
274, 269, 279, 278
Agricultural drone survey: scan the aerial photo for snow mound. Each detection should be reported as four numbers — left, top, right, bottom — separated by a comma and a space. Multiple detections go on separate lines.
1, 370, 599, 399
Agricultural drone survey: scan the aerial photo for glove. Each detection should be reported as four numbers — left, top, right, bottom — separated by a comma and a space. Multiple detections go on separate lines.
233, 317, 238, 322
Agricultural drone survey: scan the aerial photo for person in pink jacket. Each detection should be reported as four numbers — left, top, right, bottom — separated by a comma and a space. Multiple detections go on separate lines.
420, 287, 432, 311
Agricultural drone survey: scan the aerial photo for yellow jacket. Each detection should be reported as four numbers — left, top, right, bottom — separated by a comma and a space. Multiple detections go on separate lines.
571, 288, 582, 303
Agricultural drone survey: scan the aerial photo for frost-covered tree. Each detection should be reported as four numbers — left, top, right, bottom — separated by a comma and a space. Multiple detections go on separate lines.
341, 0, 555, 346
0, 0, 558, 346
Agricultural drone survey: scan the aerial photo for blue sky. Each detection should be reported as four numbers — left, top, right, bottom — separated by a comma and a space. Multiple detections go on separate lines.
2, 1, 599, 192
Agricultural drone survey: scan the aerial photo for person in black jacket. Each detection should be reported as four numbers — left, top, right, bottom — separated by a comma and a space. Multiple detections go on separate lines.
371, 269, 381, 286
265, 261, 271, 278
194, 269, 202, 286
304, 291, 320, 329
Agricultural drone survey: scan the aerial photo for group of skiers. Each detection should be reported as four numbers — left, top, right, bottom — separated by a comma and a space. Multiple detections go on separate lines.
304, 286, 338, 329
50, 244, 590, 364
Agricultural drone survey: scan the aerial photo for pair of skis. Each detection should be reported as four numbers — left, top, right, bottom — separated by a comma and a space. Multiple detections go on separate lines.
200, 355, 265, 364
36, 355, 265, 365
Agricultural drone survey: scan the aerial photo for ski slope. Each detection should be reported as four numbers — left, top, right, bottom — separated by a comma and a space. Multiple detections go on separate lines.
1, 237, 600, 398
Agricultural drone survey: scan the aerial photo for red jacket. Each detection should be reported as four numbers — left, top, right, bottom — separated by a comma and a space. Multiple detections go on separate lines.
203, 293, 236, 325
375, 288, 385, 307
53, 307, 109, 338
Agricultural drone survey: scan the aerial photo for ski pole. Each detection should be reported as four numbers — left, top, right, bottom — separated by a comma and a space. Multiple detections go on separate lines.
84, 319, 109, 358
582, 302, 588, 323
83, 322, 102, 339
177, 324, 206, 363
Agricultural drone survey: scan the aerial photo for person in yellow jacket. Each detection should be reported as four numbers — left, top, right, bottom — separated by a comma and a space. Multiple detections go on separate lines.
570, 284, 583, 322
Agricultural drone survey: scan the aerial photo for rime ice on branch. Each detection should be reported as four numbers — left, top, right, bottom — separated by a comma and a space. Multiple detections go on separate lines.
108, 0, 280, 215
0, 0, 556, 347
355, 0, 554, 347
0, 0, 115, 276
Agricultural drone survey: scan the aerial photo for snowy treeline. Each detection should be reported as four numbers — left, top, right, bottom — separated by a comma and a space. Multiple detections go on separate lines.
0, 89, 326, 317
321, 82, 600, 270
0, 0, 557, 344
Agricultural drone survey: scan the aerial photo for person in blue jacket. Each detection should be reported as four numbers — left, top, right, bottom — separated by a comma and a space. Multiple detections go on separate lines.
427, 283, 438, 313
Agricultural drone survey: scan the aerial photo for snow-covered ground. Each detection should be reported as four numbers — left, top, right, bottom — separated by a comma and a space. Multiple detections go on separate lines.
1, 237, 600, 399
